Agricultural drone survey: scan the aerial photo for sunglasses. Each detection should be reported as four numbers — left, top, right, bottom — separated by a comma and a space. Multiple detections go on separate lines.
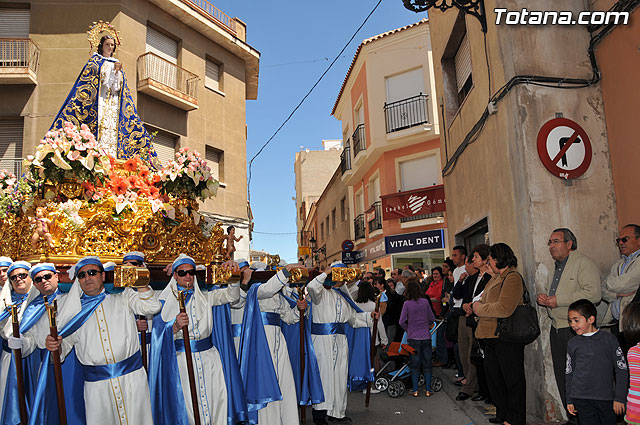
175, 269, 196, 277
616, 236, 633, 244
9, 273, 28, 283
34, 273, 54, 284
77, 269, 101, 280
124, 261, 142, 267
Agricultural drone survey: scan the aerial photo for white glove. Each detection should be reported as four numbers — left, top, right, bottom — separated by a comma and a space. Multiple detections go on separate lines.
8, 335, 23, 350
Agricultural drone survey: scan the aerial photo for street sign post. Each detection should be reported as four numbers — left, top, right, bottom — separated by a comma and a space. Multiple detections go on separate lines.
536, 117, 592, 179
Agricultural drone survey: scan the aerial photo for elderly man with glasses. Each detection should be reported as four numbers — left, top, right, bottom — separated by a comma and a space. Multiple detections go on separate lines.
44, 255, 160, 425
602, 225, 640, 339
536, 228, 601, 424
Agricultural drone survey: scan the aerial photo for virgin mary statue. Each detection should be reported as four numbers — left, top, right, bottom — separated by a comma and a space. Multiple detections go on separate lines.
49, 21, 159, 167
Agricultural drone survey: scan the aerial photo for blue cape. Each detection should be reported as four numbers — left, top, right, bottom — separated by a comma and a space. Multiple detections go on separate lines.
238, 283, 282, 423
329, 288, 374, 391
50, 53, 159, 167
208, 288, 249, 425
278, 292, 324, 405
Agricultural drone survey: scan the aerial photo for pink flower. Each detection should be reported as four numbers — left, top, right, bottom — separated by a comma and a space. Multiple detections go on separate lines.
67, 151, 81, 161
80, 123, 90, 132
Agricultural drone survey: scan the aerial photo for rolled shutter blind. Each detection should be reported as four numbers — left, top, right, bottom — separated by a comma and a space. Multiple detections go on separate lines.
454, 34, 472, 92
0, 9, 30, 38
146, 27, 178, 63
0, 119, 24, 176
152, 131, 176, 167
205, 146, 220, 180
205, 60, 219, 91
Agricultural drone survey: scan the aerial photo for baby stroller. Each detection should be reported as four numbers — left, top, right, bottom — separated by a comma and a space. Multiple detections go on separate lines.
373, 319, 444, 397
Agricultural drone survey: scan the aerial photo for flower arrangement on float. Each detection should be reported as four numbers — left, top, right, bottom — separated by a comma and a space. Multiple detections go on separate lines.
0, 170, 17, 195
15, 121, 220, 217
26, 121, 111, 185
158, 147, 219, 202
0, 171, 33, 219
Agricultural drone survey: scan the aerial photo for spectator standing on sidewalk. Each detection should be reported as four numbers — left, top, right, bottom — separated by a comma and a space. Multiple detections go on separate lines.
473, 243, 526, 425
399, 277, 436, 397
537, 227, 601, 424
603, 224, 640, 348
427, 267, 446, 367
391, 268, 405, 296
565, 299, 627, 425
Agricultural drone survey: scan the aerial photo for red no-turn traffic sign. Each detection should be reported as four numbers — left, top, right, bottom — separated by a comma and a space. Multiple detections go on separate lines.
536, 118, 592, 179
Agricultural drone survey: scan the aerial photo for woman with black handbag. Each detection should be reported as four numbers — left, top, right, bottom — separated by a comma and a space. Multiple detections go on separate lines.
472, 243, 526, 425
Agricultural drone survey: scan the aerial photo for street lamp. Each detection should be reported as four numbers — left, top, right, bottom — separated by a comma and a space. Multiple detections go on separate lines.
402, 0, 488, 33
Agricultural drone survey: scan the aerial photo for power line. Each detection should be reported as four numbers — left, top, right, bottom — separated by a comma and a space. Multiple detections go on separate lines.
252, 231, 298, 235
247, 0, 383, 203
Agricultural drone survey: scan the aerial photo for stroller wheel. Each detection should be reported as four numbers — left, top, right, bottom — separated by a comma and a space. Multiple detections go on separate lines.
387, 381, 405, 398
417, 374, 425, 387
431, 376, 443, 392
375, 377, 389, 392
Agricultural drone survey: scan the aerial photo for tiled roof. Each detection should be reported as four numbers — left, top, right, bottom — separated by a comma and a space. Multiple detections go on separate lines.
331, 18, 429, 116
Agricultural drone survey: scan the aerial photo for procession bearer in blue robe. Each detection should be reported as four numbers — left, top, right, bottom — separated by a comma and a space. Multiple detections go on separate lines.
44, 256, 160, 425
149, 254, 240, 425
307, 262, 378, 425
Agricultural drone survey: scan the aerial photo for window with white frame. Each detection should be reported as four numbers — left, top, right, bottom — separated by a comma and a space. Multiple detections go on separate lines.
386, 68, 425, 104
399, 155, 440, 192
368, 175, 380, 205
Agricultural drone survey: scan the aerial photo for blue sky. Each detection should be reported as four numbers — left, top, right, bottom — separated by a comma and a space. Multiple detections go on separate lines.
214, 1, 426, 263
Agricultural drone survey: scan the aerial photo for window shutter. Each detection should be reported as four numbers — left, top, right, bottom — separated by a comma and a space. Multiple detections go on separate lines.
205, 60, 219, 91
0, 9, 30, 38
386, 68, 425, 104
0, 119, 24, 176
400, 155, 439, 192
152, 132, 176, 167
454, 34, 472, 93
205, 146, 221, 180
146, 27, 178, 63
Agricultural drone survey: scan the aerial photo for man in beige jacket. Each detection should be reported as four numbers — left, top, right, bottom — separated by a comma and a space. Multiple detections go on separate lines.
602, 224, 640, 340
537, 228, 601, 424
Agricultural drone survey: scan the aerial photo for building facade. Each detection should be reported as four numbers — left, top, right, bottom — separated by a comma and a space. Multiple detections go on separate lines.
294, 140, 342, 247
303, 165, 351, 268
414, 0, 634, 421
332, 19, 447, 274
0, 0, 259, 260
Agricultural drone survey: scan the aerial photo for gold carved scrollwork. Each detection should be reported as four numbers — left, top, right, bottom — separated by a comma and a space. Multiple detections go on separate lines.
3, 196, 226, 267
331, 267, 362, 283
288, 268, 309, 284
266, 255, 281, 270
114, 265, 150, 288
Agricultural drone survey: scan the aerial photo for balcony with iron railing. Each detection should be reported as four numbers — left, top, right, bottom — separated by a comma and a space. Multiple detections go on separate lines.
186, 0, 237, 32
137, 52, 200, 111
354, 214, 366, 241
0, 158, 23, 177
367, 201, 382, 233
352, 124, 366, 158
340, 140, 351, 175
0, 39, 39, 85
384, 93, 429, 133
